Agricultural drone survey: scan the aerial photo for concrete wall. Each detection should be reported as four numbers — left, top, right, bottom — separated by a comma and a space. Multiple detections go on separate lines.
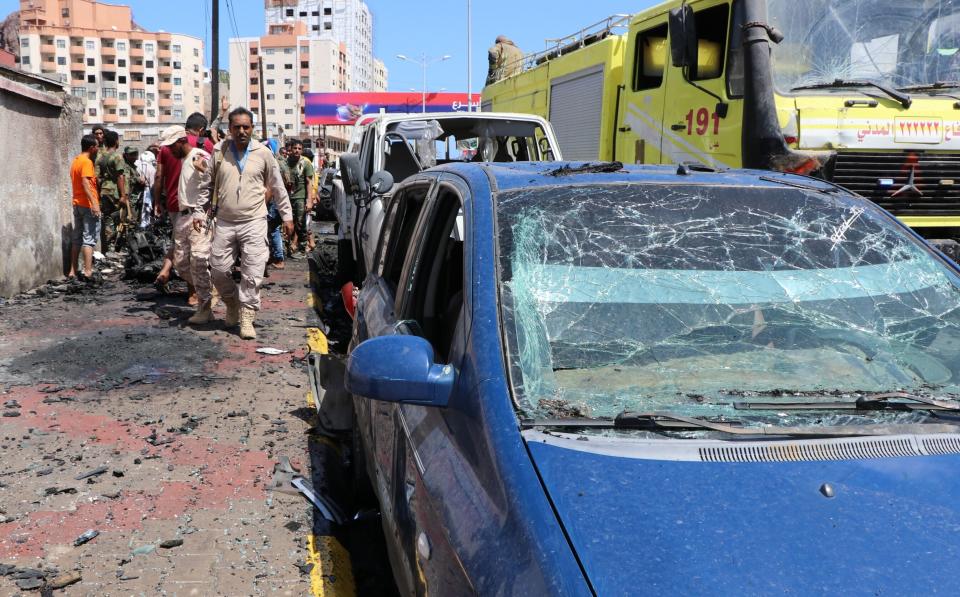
0, 72, 83, 297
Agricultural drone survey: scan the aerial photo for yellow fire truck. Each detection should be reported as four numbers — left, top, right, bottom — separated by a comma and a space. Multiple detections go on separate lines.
482, 0, 960, 244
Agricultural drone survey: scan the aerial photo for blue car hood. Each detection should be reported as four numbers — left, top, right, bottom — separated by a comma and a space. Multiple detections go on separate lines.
525, 431, 960, 595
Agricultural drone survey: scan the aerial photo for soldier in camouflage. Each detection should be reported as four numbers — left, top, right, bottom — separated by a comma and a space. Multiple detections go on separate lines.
283, 138, 316, 256
95, 130, 128, 251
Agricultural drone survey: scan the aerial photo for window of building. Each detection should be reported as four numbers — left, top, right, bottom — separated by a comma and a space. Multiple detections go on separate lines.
324, 7, 332, 15
174, 109, 183, 119
88, 90, 96, 100
61, 8, 69, 17
173, 77, 182, 85
72, 87, 85, 97
266, 64, 275, 70
267, 108, 276, 115
132, 89, 145, 99
194, 95, 200, 104
103, 87, 117, 98
251, 77, 259, 85
86, 57, 95, 66
119, 108, 128, 117
284, 48, 294, 55
301, 76, 309, 84
103, 73, 115, 82
300, 11, 307, 17
119, 91, 127, 100
172, 44, 181, 53
300, 61, 308, 68
20, 55, 30, 65
145, 43, 154, 53
118, 58, 126, 67
89, 108, 97, 116
286, 8, 294, 16
324, 23, 332, 30
20, 37, 29, 48
266, 93, 275, 100
251, 93, 259, 100
118, 75, 126, 84
284, 108, 293, 114
136, 109, 144, 115
266, 78, 275, 85
173, 93, 182, 101
147, 109, 156, 117
145, 60, 154, 68
146, 76, 155, 85
173, 61, 181, 69
85, 40, 95, 50
193, 48, 199, 57
312, 25, 319, 31
147, 92, 155, 100
57, 56, 66, 65
193, 64, 199, 73
56, 39, 66, 49
284, 93, 292, 100
284, 63, 293, 69
284, 123, 292, 130
264, 48, 275, 55
117, 41, 126, 51
284, 78, 293, 85
87, 74, 96, 83
193, 80, 199, 88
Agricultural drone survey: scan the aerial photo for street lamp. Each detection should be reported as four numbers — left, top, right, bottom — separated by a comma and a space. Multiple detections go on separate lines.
396, 53, 452, 113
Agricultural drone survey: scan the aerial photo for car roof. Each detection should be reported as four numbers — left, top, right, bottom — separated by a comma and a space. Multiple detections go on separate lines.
429, 161, 851, 195
360, 112, 552, 126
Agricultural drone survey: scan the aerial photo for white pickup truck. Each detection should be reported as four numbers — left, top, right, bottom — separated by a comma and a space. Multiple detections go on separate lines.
332, 112, 562, 283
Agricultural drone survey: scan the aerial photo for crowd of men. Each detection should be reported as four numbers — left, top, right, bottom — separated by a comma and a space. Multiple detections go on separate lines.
68, 107, 331, 340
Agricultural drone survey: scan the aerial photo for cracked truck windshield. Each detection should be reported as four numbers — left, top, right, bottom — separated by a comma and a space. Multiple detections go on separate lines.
769, 0, 960, 91
498, 182, 960, 427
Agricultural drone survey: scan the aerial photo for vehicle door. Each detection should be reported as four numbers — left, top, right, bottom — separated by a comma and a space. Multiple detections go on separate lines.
349, 124, 378, 264
617, 13, 670, 164
384, 176, 471, 595
659, 0, 744, 168
353, 175, 438, 514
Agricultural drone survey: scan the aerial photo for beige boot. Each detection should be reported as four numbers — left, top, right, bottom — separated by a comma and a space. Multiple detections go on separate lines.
224, 298, 241, 327
188, 301, 213, 325
239, 307, 257, 340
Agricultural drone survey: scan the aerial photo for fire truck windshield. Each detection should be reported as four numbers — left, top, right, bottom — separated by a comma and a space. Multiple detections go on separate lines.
767, 0, 960, 94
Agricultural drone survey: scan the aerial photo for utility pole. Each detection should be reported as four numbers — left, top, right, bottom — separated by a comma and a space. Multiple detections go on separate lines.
259, 58, 268, 140
211, 0, 219, 123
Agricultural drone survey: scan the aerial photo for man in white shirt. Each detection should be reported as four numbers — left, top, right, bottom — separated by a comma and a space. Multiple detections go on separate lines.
157, 125, 215, 324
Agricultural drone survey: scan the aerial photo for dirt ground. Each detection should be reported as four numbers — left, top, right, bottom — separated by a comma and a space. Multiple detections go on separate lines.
0, 250, 329, 595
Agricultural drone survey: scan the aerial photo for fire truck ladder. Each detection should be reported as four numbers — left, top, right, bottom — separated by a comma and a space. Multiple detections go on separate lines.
525, 14, 632, 69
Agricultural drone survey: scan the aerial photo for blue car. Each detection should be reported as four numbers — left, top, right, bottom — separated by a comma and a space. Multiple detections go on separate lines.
345, 161, 960, 595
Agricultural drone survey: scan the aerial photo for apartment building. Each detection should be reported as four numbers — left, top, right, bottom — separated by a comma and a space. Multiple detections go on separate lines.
372, 57, 386, 92
230, 20, 356, 150
264, 0, 375, 92
17, 0, 206, 133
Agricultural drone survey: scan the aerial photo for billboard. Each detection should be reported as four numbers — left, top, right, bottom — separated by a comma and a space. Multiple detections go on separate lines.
304, 92, 476, 125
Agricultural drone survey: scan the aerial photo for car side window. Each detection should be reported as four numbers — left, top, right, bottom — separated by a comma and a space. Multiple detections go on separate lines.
379, 183, 432, 294
399, 185, 465, 362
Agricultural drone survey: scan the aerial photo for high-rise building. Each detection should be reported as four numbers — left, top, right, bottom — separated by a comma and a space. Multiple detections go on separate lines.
263, 0, 375, 92
372, 57, 387, 92
229, 21, 351, 150
16, 0, 206, 133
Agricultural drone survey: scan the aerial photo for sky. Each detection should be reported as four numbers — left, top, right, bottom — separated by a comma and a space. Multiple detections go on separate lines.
0, 0, 659, 95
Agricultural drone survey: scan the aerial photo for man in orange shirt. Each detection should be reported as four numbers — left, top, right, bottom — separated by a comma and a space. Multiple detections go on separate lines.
68, 134, 101, 281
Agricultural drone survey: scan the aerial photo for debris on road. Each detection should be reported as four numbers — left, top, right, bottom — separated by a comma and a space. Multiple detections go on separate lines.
74, 466, 108, 481
47, 571, 82, 590
73, 530, 99, 546
158, 539, 183, 549
291, 476, 345, 525
256, 347, 290, 355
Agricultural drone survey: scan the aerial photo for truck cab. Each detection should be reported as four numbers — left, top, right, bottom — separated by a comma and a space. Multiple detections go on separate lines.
333, 112, 562, 283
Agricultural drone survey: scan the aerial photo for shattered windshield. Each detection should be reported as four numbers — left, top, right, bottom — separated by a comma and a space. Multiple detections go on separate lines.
386, 118, 554, 168
497, 182, 960, 425
768, 0, 960, 93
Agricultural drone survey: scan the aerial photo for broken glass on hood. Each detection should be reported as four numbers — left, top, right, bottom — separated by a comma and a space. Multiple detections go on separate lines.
496, 182, 960, 427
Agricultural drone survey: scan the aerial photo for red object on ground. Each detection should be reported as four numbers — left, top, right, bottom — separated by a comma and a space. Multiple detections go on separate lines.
342, 282, 356, 319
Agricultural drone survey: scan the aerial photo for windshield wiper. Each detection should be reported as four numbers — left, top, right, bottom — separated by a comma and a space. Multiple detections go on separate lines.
897, 81, 960, 92
734, 391, 960, 412
791, 79, 912, 108
521, 411, 953, 437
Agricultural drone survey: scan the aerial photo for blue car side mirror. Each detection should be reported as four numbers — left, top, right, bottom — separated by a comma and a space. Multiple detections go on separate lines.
345, 335, 454, 407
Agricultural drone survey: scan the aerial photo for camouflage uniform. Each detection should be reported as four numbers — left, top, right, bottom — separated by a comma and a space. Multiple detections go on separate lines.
95, 149, 127, 249
123, 149, 144, 230
285, 156, 315, 253
486, 36, 523, 85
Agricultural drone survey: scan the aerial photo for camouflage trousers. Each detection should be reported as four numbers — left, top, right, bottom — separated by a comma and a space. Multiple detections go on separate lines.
100, 196, 121, 250
172, 211, 214, 305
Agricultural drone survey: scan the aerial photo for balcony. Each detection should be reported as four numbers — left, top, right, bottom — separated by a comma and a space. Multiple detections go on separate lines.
130, 80, 145, 89
158, 98, 173, 108
70, 45, 84, 56
102, 97, 117, 107
130, 97, 145, 107
158, 49, 172, 59
40, 43, 55, 54
130, 47, 144, 58
103, 111, 118, 123
132, 114, 147, 123
100, 46, 116, 57
158, 81, 173, 92
101, 63, 116, 72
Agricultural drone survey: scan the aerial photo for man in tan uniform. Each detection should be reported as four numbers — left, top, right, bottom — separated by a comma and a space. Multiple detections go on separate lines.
157, 125, 216, 325
208, 107, 293, 339
486, 35, 523, 85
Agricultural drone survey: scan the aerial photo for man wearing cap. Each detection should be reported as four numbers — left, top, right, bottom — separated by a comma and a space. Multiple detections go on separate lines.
207, 107, 293, 339
158, 125, 215, 324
